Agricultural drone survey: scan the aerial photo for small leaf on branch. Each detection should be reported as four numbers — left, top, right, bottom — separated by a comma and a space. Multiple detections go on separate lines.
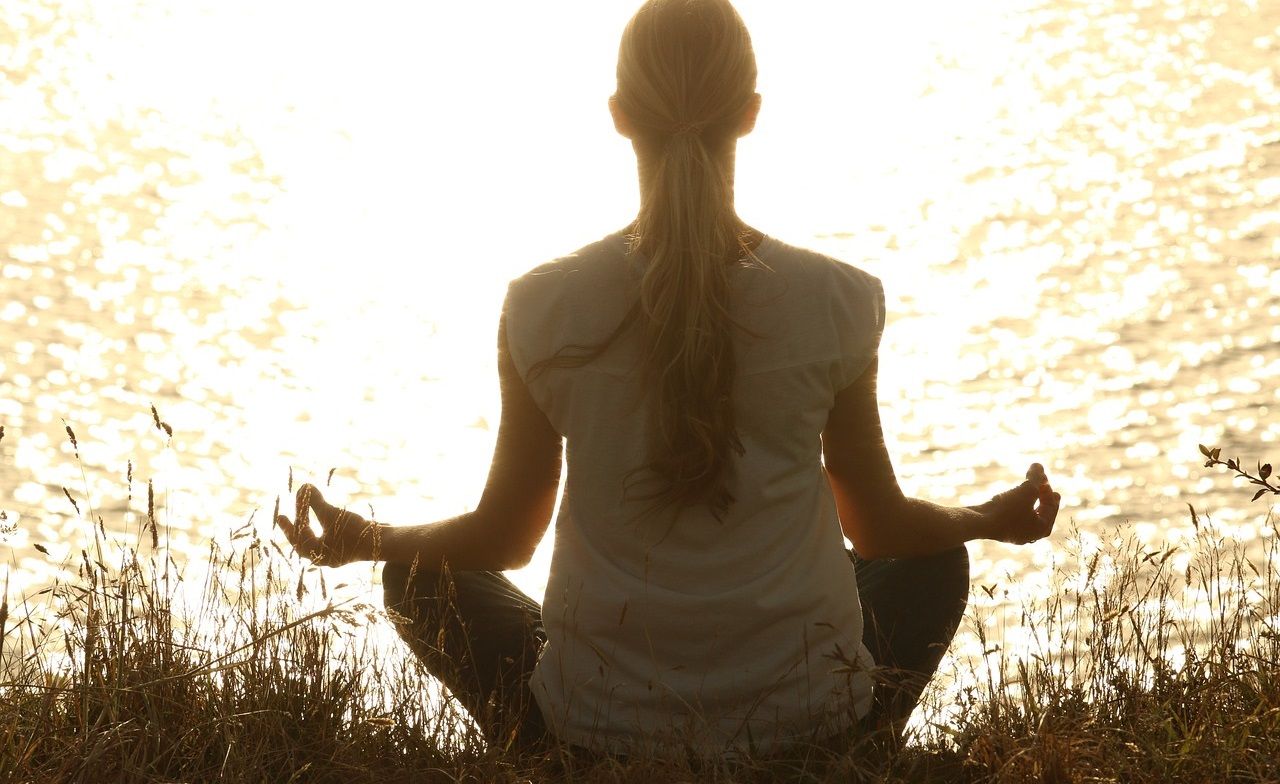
33, 543, 49, 555
1211, 447, 1221, 461
1227, 459, 1238, 471
1253, 488, 1268, 502
1261, 464, 1272, 480
1199, 444, 1212, 457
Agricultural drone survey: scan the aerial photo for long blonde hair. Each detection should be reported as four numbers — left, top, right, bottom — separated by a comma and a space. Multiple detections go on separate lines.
536, 0, 759, 519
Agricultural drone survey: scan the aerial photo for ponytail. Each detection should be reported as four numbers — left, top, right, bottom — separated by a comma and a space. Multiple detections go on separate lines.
534, 0, 759, 520
626, 122, 748, 519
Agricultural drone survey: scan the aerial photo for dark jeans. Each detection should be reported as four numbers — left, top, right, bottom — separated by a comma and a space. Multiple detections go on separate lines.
850, 547, 970, 741
382, 546, 969, 752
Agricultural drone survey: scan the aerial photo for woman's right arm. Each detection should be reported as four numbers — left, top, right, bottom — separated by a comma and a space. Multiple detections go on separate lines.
821, 354, 1060, 559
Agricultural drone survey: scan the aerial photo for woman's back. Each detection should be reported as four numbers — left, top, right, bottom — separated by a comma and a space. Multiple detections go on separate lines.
277, 0, 1057, 760
505, 230, 884, 752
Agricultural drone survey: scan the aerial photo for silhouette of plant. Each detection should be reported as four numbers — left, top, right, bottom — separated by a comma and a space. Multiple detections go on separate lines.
1199, 444, 1278, 502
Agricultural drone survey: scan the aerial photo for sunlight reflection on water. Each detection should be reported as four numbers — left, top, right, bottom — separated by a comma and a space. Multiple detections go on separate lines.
1, 0, 1278, 679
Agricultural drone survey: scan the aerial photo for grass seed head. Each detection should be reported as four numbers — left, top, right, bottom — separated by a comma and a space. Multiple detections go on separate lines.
63, 421, 78, 456
150, 404, 173, 438
147, 480, 158, 548
62, 487, 80, 516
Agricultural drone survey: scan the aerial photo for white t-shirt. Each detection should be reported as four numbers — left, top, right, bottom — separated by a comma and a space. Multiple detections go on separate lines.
504, 230, 884, 755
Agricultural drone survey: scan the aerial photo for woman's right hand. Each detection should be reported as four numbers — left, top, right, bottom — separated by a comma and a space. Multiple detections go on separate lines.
275, 484, 382, 567
975, 463, 1062, 545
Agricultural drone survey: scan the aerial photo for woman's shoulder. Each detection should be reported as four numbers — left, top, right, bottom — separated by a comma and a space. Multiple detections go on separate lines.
507, 230, 884, 308
511, 231, 630, 287
504, 231, 634, 326
759, 235, 877, 275
755, 235, 884, 302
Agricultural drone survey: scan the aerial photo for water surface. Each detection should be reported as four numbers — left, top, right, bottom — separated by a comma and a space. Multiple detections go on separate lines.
1, 0, 1278, 656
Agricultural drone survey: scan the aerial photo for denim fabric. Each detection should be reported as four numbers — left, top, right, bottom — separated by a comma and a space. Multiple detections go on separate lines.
851, 546, 970, 735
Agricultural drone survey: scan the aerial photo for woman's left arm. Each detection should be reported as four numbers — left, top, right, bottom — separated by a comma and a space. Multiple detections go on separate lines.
275, 314, 564, 570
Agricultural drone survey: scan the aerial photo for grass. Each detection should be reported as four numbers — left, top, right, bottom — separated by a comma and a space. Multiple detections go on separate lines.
2, 426, 1279, 782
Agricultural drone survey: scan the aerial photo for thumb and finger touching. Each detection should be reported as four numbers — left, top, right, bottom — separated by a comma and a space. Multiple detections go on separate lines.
987, 463, 1062, 544
1038, 481, 1062, 532
1024, 463, 1063, 536
1025, 462, 1046, 482
274, 483, 335, 559
274, 483, 373, 567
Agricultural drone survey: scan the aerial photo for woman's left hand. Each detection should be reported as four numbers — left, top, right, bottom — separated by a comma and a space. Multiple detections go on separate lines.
974, 463, 1060, 546
275, 484, 381, 566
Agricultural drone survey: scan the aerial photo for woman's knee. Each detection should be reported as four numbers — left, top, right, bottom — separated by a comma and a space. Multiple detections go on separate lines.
936, 544, 969, 579
933, 544, 970, 601
926, 545, 970, 628
382, 561, 448, 611
382, 561, 411, 608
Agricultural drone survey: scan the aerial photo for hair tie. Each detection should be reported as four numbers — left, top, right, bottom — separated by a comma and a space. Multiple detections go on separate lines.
670, 121, 707, 137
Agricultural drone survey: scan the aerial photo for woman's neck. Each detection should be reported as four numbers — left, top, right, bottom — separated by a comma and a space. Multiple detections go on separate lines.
630, 142, 762, 251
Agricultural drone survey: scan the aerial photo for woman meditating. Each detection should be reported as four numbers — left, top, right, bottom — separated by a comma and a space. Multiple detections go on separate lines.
275, 0, 1060, 757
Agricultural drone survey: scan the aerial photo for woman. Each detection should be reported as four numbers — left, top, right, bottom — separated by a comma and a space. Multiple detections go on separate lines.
276, 0, 1060, 757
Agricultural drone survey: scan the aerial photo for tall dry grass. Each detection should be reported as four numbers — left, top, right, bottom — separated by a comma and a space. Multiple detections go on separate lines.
1, 419, 1278, 782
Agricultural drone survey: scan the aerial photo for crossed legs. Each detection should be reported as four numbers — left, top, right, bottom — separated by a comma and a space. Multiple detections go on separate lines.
382, 545, 969, 752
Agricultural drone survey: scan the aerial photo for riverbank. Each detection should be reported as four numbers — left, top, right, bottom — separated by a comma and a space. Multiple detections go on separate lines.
2, 442, 1277, 782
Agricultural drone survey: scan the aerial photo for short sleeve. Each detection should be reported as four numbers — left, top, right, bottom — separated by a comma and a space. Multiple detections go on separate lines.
503, 264, 567, 385
503, 262, 584, 435
829, 263, 886, 391
502, 278, 534, 383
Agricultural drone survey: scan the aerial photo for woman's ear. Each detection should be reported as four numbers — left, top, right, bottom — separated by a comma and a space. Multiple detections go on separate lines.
737, 93, 762, 137
609, 95, 635, 138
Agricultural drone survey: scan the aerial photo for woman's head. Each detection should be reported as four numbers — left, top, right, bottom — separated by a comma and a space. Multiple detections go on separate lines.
613, 0, 759, 155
